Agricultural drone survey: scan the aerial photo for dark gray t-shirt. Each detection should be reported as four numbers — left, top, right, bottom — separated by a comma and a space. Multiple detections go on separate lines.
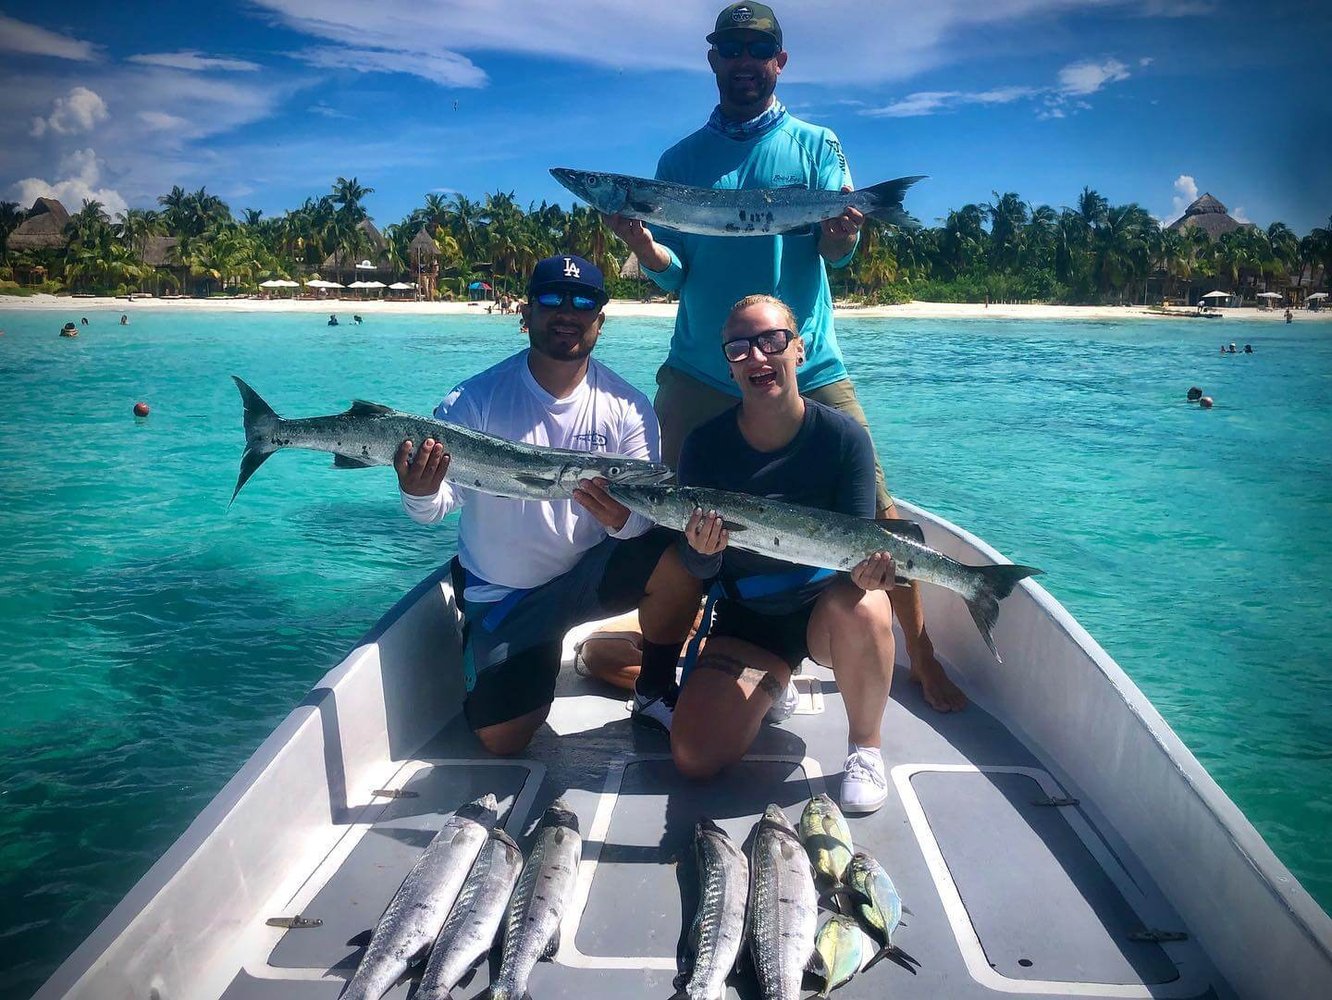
677, 400, 877, 613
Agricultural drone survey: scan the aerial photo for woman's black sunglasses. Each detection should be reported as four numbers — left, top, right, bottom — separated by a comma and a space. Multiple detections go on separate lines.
722, 328, 794, 362
714, 39, 780, 60
535, 291, 600, 312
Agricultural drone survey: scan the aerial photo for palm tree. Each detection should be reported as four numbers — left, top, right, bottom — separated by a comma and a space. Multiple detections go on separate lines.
332, 177, 374, 226
0, 200, 23, 263
985, 191, 1027, 272
115, 208, 165, 259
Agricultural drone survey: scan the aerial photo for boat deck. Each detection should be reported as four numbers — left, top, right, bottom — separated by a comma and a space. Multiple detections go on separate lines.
222, 654, 1224, 1000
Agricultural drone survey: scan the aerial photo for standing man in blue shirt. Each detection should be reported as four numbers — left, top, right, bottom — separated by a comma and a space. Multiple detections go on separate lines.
606, 2, 966, 713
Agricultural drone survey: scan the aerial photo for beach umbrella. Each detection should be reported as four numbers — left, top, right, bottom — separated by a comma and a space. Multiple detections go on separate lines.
388, 281, 416, 290
468, 281, 492, 290
259, 278, 285, 288
362, 281, 386, 289
1257, 292, 1283, 299
346, 280, 369, 288
278, 279, 300, 287
1307, 292, 1328, 300
1201, 291, 1230, 299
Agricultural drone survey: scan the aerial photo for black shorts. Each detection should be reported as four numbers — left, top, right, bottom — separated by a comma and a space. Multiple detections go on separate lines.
707, 598, 816, 672
452, 527, 674, 730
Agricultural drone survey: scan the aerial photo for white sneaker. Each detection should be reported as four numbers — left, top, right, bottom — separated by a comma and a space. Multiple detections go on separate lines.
765, 678, 800, 724
631, 688, 676, 734
840, 746, 888, 814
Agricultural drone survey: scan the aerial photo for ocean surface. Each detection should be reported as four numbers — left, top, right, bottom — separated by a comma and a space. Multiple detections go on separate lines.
1, 308, 1330, 994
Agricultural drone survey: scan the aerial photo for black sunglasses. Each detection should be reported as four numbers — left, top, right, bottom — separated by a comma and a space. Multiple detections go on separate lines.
714, 39, 780, 60
535, 291, 600, 312
722, 327, 795, 363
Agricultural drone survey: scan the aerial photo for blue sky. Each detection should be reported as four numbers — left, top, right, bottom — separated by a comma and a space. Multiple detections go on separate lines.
2, 1, 1329, 234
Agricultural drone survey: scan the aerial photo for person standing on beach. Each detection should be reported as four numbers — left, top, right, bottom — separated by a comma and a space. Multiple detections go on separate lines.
394, 254, 702, 751
602, 2, 966, 713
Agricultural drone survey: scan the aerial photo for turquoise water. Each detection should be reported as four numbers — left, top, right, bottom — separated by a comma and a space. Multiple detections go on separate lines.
1, 309, 1330, 993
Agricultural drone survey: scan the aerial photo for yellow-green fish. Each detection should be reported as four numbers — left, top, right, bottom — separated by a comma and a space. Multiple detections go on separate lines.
800, 794, 853, 885
845, 852, 920, 972
814, 914, 867, 997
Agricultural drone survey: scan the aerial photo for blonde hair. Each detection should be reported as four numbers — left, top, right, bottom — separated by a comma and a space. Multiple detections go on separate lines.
725, 294, 798, 334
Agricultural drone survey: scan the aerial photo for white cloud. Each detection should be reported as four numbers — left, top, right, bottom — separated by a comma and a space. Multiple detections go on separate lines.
1057, 58, 1131, 96
12, 148, 127, 218
138, 110, 190, 131
863, 54, 1136, 120
1231, 205, 1250, 224
30, 86, 108, 137
1170, 174, 1199, 220
297, 45, 487, 88
248, 0, 1159, 86
0, 14, 97, 61
128, 51, 262, 72
865, 86, 1037, 118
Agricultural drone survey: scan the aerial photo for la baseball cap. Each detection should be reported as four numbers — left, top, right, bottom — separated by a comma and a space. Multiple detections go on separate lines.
527, 254, 608, 306
706, 3, 782, 47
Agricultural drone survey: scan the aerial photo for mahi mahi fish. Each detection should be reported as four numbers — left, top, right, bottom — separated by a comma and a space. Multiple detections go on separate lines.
674, 818, 750, 1000
607, 483, 1042, 661
340, 795, 498, 1000
415, 827, 524, 1000
550, 167, 924, 237
231, 376, 672, 504
482, 799, 582, 1000
748, 804, 819, 1000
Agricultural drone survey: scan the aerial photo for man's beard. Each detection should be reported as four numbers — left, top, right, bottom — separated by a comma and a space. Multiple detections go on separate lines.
530, 327, 594, 361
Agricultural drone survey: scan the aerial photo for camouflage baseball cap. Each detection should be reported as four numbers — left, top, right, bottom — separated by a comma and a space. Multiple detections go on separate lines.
706, 3, 783, 48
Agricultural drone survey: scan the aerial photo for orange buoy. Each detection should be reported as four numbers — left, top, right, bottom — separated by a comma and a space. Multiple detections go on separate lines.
1199, 396, 1214, 409
133, 401, 150, 417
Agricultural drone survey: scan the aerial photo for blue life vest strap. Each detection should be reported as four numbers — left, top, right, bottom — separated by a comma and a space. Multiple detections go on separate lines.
729, 566, 837, 600
462, 569, 533, 631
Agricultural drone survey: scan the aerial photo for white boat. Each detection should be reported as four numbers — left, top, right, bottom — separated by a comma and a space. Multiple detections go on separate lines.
35, 502, 1332, 999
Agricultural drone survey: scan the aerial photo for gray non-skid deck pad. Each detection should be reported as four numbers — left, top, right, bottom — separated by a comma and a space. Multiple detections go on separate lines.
226, 662, 1222, 1000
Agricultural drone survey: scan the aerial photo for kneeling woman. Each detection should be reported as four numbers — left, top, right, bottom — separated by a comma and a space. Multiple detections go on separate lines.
669, 294, 897, 814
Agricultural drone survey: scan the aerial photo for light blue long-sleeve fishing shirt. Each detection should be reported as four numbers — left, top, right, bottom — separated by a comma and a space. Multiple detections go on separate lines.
644, 112, 858, 395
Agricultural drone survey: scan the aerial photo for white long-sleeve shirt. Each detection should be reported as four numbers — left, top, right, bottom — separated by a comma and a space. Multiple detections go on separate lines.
400, 350, 661, 598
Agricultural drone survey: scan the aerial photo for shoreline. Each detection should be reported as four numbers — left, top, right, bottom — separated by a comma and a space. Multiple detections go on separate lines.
0, 293, 1324, 323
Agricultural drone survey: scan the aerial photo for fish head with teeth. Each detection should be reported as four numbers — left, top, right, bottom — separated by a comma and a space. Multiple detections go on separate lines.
722, 296, 803, 400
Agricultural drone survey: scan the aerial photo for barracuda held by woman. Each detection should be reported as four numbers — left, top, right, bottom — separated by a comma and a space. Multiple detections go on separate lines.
607, 483, 1042, 660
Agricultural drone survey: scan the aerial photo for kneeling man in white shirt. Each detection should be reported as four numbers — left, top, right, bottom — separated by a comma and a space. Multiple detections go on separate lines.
396, 254, 698, 754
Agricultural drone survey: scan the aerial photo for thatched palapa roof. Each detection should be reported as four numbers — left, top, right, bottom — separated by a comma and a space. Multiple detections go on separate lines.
321, 218, 390, 270
619, 252, 644, 280
7, 197, 71, 251
409, 227, 439, 262
1167, 193, 1253, 240
142, 236, 180, 267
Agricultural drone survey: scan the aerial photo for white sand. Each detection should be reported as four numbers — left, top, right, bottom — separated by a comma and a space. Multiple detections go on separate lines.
2, 293, 1325, 323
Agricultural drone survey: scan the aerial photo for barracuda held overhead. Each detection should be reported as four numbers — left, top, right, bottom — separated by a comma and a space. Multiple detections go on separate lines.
551, 167, 925, 237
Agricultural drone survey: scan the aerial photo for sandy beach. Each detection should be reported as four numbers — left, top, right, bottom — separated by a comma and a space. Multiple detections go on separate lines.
1, 293, 1325, 323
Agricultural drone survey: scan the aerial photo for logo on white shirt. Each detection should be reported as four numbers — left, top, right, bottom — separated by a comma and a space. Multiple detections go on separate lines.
563, 257, 581, 278
571, 431, 609, 450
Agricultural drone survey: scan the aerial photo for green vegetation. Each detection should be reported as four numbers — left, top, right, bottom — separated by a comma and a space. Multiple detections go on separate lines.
1, 181, 1328, 303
